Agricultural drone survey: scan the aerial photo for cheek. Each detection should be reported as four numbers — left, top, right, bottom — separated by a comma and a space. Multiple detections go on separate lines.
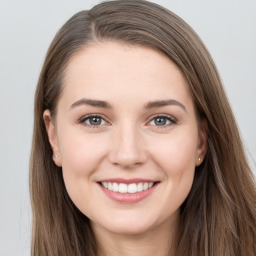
57, 129, 107, 201
59, 128, 106, 174
146, 136, 197, 224
150, 130, 198, 205
150, 130, 198, 176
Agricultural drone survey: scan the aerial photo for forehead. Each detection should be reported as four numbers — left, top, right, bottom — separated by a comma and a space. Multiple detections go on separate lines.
60, 41, 192, 109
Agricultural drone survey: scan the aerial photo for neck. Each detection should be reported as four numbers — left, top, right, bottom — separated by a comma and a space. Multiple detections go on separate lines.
92, 213, 179, 256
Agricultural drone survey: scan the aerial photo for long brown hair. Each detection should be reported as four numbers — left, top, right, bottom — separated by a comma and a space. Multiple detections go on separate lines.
30, 1, 256, 255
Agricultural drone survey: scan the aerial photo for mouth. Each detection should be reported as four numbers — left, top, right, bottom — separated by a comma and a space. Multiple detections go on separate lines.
98, 181, 159, 194
97, 179, 160, 203
97, 178, 160, 203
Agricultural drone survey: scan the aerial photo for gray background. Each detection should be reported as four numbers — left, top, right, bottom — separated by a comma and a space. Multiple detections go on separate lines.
0, 1, 255, 255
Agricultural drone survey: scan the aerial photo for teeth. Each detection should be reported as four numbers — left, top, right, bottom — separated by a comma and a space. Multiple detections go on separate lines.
119, 183, 128, 193
112, 182, 119, 192
137, 182, 143, 192
143, 183, 149, 190
149, 182, 154, 188
101, 181, 155, 193
128, 183, 137, 193
107, 182, 112, 190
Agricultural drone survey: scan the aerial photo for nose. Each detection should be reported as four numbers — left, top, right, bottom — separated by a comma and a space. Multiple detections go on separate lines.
108, 124, 148, 169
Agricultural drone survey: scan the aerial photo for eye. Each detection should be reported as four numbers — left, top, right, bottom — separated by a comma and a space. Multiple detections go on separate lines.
149, 115, 176, 127
80, 115, 107, 127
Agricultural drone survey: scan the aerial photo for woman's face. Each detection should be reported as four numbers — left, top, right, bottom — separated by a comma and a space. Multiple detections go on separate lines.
44, 42, 207, 236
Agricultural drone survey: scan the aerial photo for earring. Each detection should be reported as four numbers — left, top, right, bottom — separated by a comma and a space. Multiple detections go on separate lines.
198, 157, 201, 162
53, 154, 58, 158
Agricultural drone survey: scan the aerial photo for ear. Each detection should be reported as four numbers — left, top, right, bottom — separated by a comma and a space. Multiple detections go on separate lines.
43, 109, 62, 167
195, 119, 208, 166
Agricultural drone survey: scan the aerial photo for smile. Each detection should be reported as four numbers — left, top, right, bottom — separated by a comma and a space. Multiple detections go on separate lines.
101, 181, 155, 193
98, 179, 160, 203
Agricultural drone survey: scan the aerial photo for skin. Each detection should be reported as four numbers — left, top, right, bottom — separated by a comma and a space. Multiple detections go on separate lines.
44, 41, 207, 256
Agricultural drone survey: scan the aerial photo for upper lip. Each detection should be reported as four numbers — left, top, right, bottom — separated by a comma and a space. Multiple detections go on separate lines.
98, 178, 159, 184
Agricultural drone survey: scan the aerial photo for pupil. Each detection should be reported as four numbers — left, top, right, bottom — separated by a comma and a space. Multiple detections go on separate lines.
155, 117, 166, 126
90, 117, 101, 125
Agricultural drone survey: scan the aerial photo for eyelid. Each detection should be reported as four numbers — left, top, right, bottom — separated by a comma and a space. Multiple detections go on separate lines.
78, 113, 177, 128
147, 114, 177, 127
79, 114, 110, 127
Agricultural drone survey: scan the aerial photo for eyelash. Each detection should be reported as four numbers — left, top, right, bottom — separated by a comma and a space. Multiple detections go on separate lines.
148, 114, 177, 128
79, 114, 109, 129
79, 114, 177, 129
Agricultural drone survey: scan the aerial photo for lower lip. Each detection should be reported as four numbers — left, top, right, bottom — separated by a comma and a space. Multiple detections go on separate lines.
98, 183, 159, 203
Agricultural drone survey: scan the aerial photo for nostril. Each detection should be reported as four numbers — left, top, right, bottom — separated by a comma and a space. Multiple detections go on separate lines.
108, 135, 148, 167
109, 153, 148, 168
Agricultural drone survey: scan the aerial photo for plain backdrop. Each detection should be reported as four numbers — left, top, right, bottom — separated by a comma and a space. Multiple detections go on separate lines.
0, 0, 255, 255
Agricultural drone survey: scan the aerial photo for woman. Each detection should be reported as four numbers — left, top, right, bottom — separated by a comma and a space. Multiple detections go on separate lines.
30, 0, 256, 255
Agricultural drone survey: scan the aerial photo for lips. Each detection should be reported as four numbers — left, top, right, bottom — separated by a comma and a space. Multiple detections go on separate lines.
97, 178, 159, 203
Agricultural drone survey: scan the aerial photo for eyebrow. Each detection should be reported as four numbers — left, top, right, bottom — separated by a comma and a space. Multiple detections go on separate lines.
70, 98, 186, 112
70, 98, 112, 109
145, 99, 186, 112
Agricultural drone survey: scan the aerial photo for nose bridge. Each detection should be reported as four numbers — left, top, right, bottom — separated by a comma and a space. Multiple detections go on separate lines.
109, 120, 147, 168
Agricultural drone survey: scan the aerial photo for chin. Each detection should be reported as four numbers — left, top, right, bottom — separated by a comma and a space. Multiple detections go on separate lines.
91, 213, 160, 236
104, 223, 154, 236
